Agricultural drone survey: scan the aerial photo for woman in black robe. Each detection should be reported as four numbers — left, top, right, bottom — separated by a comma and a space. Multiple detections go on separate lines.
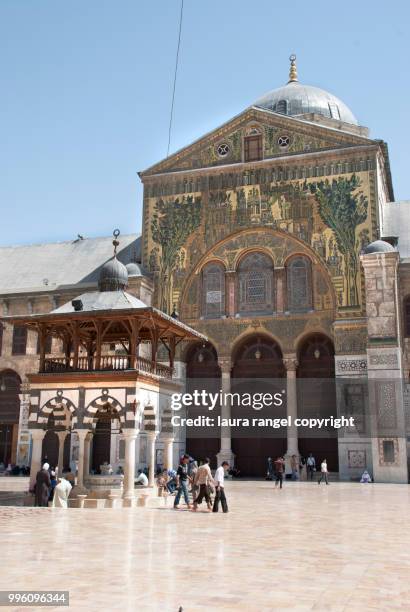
34, 463, 51, 507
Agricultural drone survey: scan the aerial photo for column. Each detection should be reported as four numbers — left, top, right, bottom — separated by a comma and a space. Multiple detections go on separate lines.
56, 431, 68, 477
147, 431, 157, 486
217, 359, 235, 466
163, 437, 174, 470
122, 429, 139, 499
283, 356, 299, 458
74, 429, 89, 491
83, 432, 92, 483
29, 429, 46, 489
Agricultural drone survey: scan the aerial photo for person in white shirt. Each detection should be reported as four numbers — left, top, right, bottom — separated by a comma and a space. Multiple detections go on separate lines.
135, 470, 149, 486
318, 459, 329, 485
212, 461, 229, 513
51, 476, 72, 508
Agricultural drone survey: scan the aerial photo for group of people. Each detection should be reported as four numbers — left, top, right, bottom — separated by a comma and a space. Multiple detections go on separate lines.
32, 463, 73, 507
0, 462, 30, 476
267, 454, 373, 485
157, 455, 230, 513
267, 454, 330, 487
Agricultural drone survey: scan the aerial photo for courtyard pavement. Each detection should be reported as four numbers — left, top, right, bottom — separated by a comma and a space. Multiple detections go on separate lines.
1, 480, 410, 611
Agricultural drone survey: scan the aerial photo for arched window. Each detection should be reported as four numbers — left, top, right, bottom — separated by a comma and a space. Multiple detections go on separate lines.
276, 99, 288, 115
287, 257, 312, 312
202, 263, 225, 318
404, 296, 410, 337
238, 252, 274, 315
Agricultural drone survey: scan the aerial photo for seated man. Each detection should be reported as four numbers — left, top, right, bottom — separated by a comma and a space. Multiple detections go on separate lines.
135, 470, 149, 487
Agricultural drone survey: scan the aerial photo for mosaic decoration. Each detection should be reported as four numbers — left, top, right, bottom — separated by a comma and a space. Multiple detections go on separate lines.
347, 449, 366, 468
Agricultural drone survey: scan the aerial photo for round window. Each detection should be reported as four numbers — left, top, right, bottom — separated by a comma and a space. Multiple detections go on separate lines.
216, 143, 230, 157
277, 135, 290, 148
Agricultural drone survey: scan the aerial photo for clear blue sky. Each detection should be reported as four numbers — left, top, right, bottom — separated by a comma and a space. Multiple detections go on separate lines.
1, 0, 409, 246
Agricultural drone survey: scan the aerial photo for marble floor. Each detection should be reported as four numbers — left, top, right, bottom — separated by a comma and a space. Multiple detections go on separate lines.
1, 480, 410, 611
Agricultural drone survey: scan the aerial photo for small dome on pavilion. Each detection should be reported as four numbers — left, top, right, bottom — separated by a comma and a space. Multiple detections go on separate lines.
98, 230, 129, 291
363, 240, 396, 255
126, 262, 143, 277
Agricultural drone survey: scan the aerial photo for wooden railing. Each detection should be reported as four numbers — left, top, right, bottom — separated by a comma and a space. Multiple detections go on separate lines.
42, 354, 173, 379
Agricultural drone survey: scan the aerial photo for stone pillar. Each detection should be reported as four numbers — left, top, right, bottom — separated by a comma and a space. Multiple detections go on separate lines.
283, 356, 299, 460
74, 429, 89, 492
29, 429, 46, 489
217, 359, 235, 466
361, 247, 408, 483
17, 384, 31, 467
123, 429, 139, 499
147, 431, 157, 487
83, 432, 92, 483
163, 437, 175, 470
56, 431, 68, 477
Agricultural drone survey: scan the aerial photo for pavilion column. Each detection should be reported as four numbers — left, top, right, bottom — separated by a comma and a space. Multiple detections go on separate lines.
38, 325, 46, 372
147, 431, 157, 486
283, 355, 299, 457
74, 429, 89, 491
56, 431, 68, 476
122, 429, 139, 500
163, 437, 175, 470
29, 429, 46, 489
217, 359, 235, 466
83, 432, 92, 483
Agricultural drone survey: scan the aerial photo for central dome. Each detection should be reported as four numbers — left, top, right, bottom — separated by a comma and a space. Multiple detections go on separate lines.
254, 56, 358, 126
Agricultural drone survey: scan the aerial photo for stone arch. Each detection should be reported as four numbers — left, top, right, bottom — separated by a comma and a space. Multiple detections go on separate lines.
294, 329, 335, 359
234, 247, 275, 271
230, 329, 284, 365
231, 332, 285, 378
37, 395, 76, 427
179, 227, 337, 319
84, 394, 126, 428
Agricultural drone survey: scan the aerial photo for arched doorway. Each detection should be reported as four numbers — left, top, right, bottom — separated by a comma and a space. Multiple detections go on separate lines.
297, 333, 338, 471
0, 370, 21, 465
42, 415, 59, 468
91, 405, 121, 473
185, 342, 221, 468
231, 335, 286, 476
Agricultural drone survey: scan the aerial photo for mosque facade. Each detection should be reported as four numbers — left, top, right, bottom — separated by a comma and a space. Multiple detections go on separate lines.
1, 57, 410, 483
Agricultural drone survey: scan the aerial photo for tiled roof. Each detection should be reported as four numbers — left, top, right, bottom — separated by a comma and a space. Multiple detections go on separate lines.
0, 234, 141, 294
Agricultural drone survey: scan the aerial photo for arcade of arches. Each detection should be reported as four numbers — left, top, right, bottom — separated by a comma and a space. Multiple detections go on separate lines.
185, 334, 337, 476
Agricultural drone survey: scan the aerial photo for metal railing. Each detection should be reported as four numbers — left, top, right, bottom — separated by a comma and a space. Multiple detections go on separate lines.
42, 354, 173, 379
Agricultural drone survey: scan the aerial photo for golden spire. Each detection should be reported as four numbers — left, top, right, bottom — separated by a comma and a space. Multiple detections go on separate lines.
288, 54, 298, 83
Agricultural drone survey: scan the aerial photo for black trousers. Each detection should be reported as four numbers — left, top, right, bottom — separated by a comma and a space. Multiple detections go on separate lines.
275, 473, 283, 488
195, 484, 212, 505
307, 466, 315, 480
318, 472, 329, 484
213, 487, 228, 513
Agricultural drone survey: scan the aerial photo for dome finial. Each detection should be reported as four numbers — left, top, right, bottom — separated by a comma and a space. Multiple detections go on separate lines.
112, 228, 120, 255
288, 54, 298, 83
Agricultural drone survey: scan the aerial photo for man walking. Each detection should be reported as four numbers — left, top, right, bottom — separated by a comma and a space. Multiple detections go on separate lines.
174, 454, 192, 509
318, 458, 329, 485
192, 457, 213, 511
306, 453, 316, 481
274, 456, 285, 489
213, 461, 229, 513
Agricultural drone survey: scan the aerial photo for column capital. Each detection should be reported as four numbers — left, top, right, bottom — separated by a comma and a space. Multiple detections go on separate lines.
29, 429, 46, 441
122, 428, 139, 440
56, 430, 68, 441
161, 436, 175, 444
283, 355, 298, 371
218, 358, 231, 373
146, 430, 158, 440
74, 428, 91, 440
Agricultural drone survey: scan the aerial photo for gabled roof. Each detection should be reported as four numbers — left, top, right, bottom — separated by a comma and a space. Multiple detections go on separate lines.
139, 106, 373, 178
0, 234, 141, 295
